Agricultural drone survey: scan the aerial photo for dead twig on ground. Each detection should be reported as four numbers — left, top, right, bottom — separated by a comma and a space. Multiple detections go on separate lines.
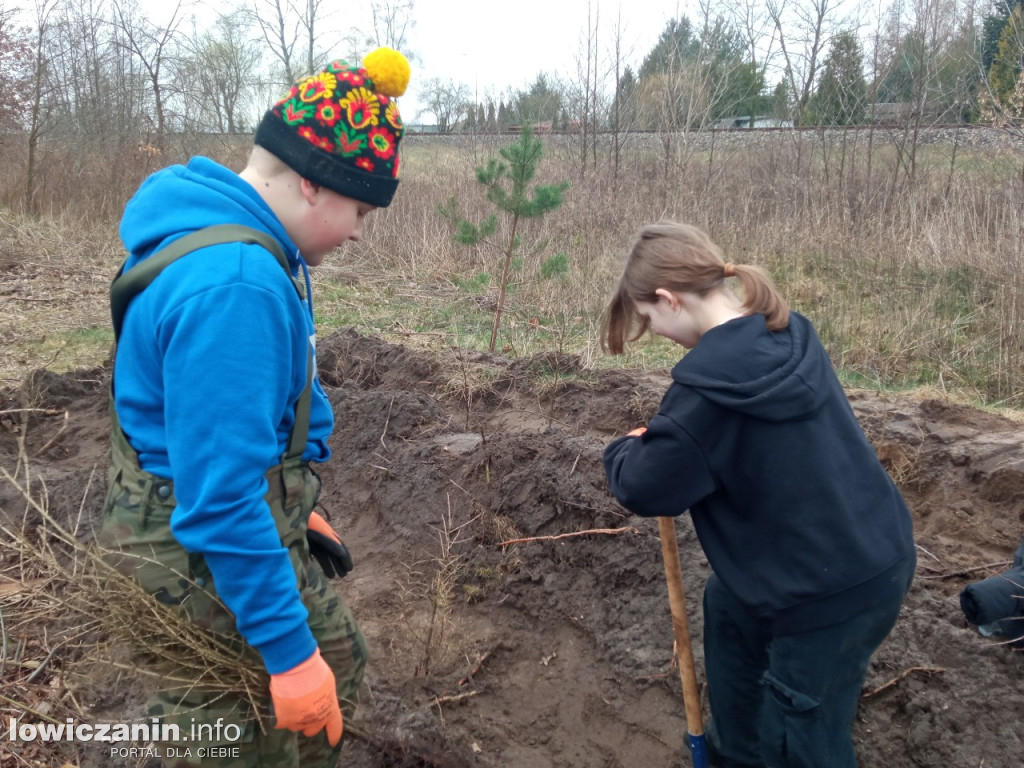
635, 670, 675, 681
24, 643, 61, 683
0, 408, 63, 416
862, 666, 945, 699
433, 690, 479, 706
918, 560, 1014, 580
379, 396, 394, 454
457, 648, 494, 687
497, 526, 638, 547
34, 410, 69, 457
569, 450, 583, 475
426, 647, 501, 717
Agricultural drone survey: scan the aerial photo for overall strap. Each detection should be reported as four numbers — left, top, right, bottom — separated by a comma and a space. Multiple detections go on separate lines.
110, 224, 293, 341
284, 350, 314, 464
109, 224, 312, 461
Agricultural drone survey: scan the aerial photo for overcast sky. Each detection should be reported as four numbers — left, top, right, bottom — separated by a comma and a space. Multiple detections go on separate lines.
131, 0, 697, 123
400, 0, 694, 120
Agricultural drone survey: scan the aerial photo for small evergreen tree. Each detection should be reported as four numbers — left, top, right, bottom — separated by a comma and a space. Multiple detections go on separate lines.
877, 32, 926, 104
989, 7, 1024, 106
512, 73, 562, 127
769, 80, 792, 122
438, 125, 569, 352
807, 31, 867, 126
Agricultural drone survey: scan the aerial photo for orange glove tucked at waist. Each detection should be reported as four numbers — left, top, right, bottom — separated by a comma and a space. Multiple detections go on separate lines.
269, 648, 343, 746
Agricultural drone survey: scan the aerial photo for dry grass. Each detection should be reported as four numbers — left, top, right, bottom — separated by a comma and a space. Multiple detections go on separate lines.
0, 444, 273, 742
397, 494, 478, 678
2, 128, 1024, 406
0, 210, 123, 389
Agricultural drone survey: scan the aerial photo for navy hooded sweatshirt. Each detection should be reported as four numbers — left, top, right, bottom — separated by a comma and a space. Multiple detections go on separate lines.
604, 312, 915, 634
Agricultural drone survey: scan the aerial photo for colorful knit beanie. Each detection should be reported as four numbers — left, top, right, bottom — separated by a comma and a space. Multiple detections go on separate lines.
254, 47, 410, 208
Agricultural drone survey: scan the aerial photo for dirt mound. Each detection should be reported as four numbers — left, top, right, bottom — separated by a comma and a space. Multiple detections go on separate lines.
2, 328, 1023, 767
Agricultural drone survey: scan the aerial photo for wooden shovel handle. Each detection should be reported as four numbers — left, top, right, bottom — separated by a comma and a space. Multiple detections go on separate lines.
657, 516, 705, 738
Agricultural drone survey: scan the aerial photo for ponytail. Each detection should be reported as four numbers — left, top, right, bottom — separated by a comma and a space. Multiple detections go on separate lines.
729, 264, 789, 331
601, 284, 649, 355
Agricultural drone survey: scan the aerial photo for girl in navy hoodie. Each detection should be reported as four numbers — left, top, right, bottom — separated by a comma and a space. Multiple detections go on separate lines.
602, 221, 915, 768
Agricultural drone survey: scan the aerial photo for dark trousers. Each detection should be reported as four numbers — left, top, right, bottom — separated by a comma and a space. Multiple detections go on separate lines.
702, 560, 913, 768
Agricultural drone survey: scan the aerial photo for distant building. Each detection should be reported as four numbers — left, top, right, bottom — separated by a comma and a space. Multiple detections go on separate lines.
710, 115, 793, 130
868, 102, 947, 124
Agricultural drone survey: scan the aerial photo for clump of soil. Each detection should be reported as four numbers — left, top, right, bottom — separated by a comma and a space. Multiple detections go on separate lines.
2, 327, 1023, 767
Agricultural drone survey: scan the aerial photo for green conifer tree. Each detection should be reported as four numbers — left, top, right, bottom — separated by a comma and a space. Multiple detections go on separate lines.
807, 31, 867, 126
438, 126, 569, 352
989, 7, 1024, 106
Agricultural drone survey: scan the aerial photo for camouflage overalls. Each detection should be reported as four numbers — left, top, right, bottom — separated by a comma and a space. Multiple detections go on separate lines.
98, 227, 367, 767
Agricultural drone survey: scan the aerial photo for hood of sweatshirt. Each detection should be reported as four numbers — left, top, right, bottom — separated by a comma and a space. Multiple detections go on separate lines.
119, 156, 300, 271
671, 312, 833, 422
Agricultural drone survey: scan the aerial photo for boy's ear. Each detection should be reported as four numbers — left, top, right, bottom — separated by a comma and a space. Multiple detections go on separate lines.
299, 177, 321, 205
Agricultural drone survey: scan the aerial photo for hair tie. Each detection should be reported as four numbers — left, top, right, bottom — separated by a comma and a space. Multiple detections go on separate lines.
723, 262, 736, 278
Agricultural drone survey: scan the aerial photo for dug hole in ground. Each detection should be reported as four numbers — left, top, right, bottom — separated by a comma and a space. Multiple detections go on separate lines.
1, 327, 1023, 767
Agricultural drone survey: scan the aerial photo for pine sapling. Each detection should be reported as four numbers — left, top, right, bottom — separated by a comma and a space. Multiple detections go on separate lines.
439, 125, 569, 352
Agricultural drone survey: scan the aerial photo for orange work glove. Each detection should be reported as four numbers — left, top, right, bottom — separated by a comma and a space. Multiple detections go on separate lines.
627, 427, 647, 437
307, 510, 354, 578
269, 648, 343, 746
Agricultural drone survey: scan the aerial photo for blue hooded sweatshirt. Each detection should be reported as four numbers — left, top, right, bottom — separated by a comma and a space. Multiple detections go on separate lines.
114, 157, 334, 674
604, 312, 915, 633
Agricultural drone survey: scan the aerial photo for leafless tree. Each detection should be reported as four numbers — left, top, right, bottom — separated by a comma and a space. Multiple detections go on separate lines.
111, 0, 184, 143
369, 0, 414, 53
46, 0, 137, 141
418, 76, 470, 132
294, 0, 328, 75
872, 0, 973, 189
608, 5, 630, 181
729, 0, 781, 94
767, 0, 850, 123
252, 0, 295, 82
179, 8, 263, 133
572, 0, 601, 178
24, 0, 57, 214
252, 0, 329, 85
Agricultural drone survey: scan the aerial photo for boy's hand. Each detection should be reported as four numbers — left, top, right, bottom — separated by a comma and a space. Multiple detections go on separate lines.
627, 427, 647, 437
269, 648, 343, 745
307, 511, 354, 578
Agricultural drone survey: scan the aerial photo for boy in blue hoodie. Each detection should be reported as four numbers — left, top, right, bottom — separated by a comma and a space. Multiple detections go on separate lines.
602, 222, 916, 768
99, 49, 410, 767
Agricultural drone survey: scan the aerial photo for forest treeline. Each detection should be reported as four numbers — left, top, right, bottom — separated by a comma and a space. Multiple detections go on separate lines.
0, 1, 1023, 216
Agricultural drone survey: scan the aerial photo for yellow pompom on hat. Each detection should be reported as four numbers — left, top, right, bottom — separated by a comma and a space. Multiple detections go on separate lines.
363, 47, 411, 98
254, 47, 411, 208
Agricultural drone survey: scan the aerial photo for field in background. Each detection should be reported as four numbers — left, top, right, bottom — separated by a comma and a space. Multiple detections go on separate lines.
2, 126, 1023, 407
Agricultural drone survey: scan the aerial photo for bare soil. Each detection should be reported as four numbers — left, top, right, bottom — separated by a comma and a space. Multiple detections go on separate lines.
2, 328, 1024, 768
